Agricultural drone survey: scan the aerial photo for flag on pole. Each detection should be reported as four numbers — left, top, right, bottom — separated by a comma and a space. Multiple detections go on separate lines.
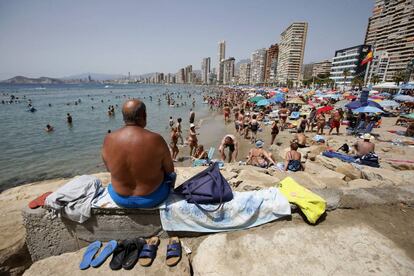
361, 51, 373, 65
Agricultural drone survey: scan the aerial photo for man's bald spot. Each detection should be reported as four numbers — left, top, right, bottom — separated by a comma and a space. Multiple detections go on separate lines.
122, 99, 146, 124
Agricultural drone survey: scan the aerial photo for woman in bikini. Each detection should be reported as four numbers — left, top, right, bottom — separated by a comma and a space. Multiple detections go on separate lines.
187, 124, 198, 156
270, 120, 279, 145
170, 127, 179, 161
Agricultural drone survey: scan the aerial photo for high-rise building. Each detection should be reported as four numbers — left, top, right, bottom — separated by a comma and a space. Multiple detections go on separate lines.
217, 41, 226, 84
303, 63, 314, 80
176, 68, 185, 84
222, 57, 235, 85
312, 60, 332, 77
201, 57, 211, 85
276, 22, 308, 86
330, 45, 372, 87
264, 44, 279, 84
185, 65, 193, 84
239, 63, 251, 85
250, 48, 267, 85
365, 0, 414, 82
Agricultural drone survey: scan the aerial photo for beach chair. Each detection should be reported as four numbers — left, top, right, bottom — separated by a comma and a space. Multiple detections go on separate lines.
192, 147, 215, 167
356, 121, 376, 136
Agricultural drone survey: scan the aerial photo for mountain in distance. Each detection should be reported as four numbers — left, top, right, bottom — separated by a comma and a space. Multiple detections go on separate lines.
62, 72, 126, 81
1, 76, 64, 84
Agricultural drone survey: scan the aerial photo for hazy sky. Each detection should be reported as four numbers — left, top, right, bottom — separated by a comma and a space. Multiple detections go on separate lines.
0, 0, 374, 80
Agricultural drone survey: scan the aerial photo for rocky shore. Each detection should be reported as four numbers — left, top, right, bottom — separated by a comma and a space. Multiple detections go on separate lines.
1, 118, 413, 275
1, 158, 414, 275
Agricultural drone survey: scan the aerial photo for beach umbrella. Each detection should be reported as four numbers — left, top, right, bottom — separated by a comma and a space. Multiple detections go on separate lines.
379, 92, 391, 97
317, 105, 334, 114
394, 95, 414, 102
378, 100, 400, 108
256, 99, 270, 106
402, 113, 414, 120
345, 100, 383, 110
353, 106, 384, 113
334, 100, 349, 109
248, 95, 265, 103
269, 94, 285, 103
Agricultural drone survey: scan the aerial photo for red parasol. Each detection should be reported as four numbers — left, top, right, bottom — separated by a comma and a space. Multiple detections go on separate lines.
317, 105, 334, 114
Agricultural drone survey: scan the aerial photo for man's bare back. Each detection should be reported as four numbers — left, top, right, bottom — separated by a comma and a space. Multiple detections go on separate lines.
102, 100, 174, 197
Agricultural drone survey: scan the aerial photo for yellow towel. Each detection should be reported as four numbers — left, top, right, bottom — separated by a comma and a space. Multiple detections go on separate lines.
278, 177, 326, 224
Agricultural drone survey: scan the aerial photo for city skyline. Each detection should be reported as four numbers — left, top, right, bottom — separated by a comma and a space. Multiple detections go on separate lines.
0, 0, 374, 80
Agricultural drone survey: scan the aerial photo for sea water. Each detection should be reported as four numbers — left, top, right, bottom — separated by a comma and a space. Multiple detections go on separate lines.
0, 83, 213, 190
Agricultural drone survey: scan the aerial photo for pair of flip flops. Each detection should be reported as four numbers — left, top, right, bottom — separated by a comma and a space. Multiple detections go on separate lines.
79, 240, 117, 270
137, 236, 182, 267
109, 238, 146, 270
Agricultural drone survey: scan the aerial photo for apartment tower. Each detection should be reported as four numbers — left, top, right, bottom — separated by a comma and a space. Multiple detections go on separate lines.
217, 40, 226, 84
365, 0, 414, 82
201, 57, 211, 85
276, 22, 308, 86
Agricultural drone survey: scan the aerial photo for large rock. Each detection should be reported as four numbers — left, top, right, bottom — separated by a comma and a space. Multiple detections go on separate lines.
335, 163, 362, 180
23, 240, 191, 276
304, 161, 346, 180
315, 155, 346, 171
0, 173, 110, 275
192, 224, 414, 275
229, 168, 279, 191
346, 179, 379, 189
360, 166, 404, 186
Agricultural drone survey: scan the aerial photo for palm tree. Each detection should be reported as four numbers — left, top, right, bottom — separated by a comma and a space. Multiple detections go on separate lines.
342, 68, 350, 90
392, 70, 406, 86
351, 76, 364, 90
371, 74, 380, 85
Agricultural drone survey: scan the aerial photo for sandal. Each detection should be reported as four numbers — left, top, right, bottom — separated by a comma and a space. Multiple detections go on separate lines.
122, 238, 146, 270
166, 237, 182, 267
138, 236, 160, 267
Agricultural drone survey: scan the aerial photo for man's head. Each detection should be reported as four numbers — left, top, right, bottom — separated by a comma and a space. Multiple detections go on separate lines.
122, 99, 146, 127
178, 118, 182, 123
362, 133, 373, 142
255, 140, 264, 148
224, 135, 233, 144
290, 142, 299, 151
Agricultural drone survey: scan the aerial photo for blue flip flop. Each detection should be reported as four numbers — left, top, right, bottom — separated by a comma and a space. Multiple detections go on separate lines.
79, 241, 102, 270
91, 240, 118, 268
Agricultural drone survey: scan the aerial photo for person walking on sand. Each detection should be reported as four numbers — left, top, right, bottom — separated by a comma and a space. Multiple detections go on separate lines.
188, 124, 198, 156
329, 109, 341, 135
316, 113, 326, 135
219, 134, 239, 163
170, 127, 179, 161
249, 114, 260, 143
176, 118, 184, 144
189, 109, 195, 124
223, 104, 231, 124
270, 119, 279, 145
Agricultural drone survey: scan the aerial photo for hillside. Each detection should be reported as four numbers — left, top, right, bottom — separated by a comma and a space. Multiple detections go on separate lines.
1, 76, 64, 84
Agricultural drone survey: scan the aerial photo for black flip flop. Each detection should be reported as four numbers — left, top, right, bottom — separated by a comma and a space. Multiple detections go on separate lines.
122, 238, 146, 270
109, 240, 128, 271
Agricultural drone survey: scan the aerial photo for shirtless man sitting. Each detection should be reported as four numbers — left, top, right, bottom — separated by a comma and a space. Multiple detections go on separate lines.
353, 133, 375, 158
102, 99, 175, 208
293, 130, 307, 148
219, 134, 239, 163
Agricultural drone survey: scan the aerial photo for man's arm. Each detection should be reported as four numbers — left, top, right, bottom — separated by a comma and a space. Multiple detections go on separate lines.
158, 135, 174, 174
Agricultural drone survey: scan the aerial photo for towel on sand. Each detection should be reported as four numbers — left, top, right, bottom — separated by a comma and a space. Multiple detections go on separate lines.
159, 187, 291, 232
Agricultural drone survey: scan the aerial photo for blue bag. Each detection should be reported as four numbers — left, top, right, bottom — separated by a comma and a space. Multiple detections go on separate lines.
174, 162, 233, 212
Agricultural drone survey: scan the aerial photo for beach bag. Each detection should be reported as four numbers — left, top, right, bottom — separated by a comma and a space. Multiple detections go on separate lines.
174, 162, 233, 212
278, 177, 326, 224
